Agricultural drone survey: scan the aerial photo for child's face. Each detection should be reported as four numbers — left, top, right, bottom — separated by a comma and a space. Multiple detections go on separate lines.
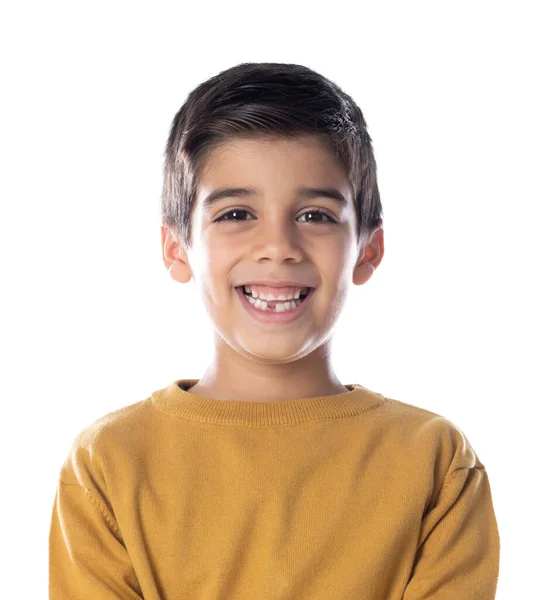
164, 135, 381, 364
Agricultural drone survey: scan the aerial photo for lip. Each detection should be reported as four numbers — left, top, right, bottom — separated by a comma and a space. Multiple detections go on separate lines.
238, 280, 314, 288
235, 286, 315, 325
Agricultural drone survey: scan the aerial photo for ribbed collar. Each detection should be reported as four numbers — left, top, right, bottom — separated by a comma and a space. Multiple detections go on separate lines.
151, 379, 386, 426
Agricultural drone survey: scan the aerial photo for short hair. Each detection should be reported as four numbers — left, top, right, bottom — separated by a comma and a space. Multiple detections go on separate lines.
161, 62, 383, 249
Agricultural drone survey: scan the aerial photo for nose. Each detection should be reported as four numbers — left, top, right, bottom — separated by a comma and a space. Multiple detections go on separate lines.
251, 216, 304, 264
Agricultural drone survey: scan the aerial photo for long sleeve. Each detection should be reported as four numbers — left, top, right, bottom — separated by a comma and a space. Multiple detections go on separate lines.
402, 464, 500, 599
47, 379, 500, 599
49, 480, 143, 599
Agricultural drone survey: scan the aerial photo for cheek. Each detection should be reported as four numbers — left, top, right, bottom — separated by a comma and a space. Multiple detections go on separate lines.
205, 234, 241, 263
319, 243, 348, 277
331, 238, 357, 275
200, 247, 236, 302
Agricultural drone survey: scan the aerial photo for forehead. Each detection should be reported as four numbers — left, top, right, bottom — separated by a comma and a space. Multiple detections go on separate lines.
198, 135, 351, 193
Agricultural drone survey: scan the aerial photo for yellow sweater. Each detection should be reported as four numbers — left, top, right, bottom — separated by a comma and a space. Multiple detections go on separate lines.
49, 379, 500, 599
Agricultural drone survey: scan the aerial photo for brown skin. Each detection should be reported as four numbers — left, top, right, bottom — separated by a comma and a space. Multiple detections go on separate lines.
161, 135, 384, 403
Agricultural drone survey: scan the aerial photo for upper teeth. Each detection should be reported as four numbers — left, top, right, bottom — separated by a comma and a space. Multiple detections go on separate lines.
243, 285, 308, 301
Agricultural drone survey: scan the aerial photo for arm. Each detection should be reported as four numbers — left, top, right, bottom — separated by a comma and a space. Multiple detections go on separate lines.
402, 464, 500, 599
49, 480, 143, 599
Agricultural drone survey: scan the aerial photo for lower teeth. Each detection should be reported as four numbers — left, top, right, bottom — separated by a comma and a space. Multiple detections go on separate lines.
243, 292, 306, 312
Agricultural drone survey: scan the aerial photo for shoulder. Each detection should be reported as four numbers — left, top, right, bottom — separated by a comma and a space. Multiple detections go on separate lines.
58, 397, 152, 487
377, 393, 484, 472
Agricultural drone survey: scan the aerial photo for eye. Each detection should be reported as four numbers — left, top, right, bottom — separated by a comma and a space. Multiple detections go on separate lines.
297, 209, 337, 224
213, 209, 253, 223
213, 208, 337, 224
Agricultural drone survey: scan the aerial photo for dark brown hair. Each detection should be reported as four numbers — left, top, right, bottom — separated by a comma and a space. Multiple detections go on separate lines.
161, 62, 383, 249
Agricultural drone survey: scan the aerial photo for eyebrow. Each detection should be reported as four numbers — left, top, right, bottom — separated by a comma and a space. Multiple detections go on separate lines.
201, 186, 349, 211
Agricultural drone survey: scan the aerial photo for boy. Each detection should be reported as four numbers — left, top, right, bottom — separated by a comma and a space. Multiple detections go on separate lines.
49, 62, 500, 599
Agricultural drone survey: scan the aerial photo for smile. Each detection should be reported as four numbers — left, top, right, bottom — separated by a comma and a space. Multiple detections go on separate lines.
235, 286, 315, 324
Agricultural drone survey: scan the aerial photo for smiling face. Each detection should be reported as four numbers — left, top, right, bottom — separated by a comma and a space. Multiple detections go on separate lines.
162, 134, 383, 366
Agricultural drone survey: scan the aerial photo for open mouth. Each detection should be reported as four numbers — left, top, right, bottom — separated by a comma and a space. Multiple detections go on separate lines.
236, 286, 313, 313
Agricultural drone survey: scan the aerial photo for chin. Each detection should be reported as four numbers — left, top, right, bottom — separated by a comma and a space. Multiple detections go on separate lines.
236, 340, 315, 364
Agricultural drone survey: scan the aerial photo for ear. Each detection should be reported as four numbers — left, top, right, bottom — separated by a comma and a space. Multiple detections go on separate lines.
161, 225, 193, 283
353, 227, 385, 286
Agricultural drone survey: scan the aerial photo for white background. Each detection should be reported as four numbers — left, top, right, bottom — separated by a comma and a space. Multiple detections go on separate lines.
1, 1, 542, 597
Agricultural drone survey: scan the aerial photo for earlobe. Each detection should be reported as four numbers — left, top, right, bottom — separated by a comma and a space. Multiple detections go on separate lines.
352, 227, 384, 285
168, 260, 192, 283
353, 261, 376, 286
161, 225, 193, 284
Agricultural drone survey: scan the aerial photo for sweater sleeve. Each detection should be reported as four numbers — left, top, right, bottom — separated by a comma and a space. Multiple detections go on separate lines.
49, 479, 143, 599
402, 463, 500, 599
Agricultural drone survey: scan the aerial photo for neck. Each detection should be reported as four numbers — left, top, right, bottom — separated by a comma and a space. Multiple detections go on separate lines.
189, 336, 347, 403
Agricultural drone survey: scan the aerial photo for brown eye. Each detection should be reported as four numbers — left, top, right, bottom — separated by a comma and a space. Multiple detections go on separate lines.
214, 209, 253, 222
298, 210, 337, 224
213, 208, 337, 224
